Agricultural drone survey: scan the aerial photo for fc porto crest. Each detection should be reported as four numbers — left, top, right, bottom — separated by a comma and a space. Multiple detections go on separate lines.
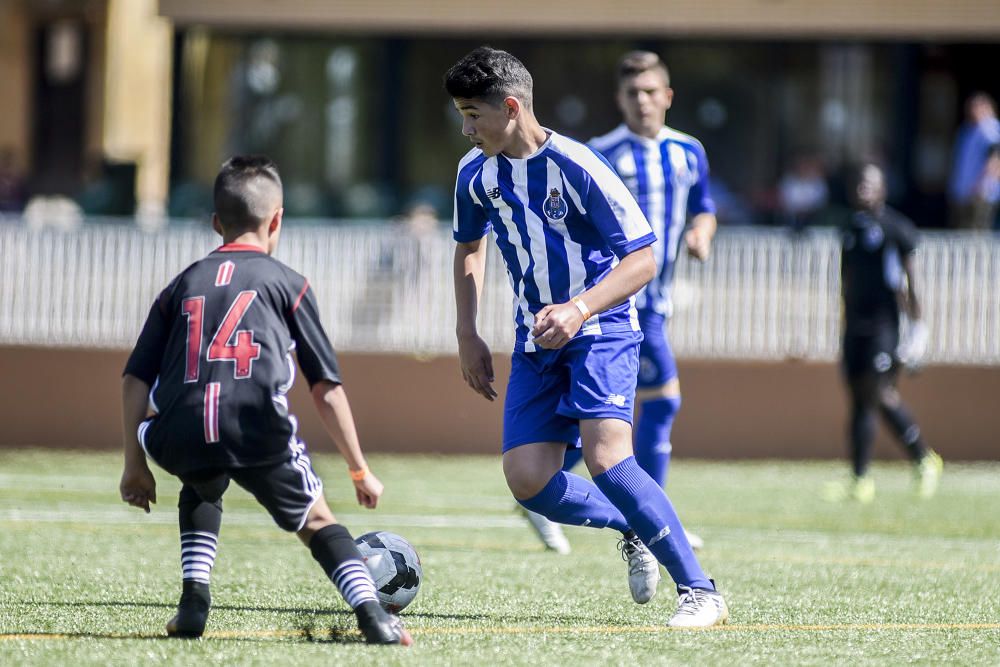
543, 187, 568, 221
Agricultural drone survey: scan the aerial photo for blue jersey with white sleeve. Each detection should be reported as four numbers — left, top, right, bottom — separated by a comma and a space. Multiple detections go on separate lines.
453, 130, 656, 353
589, 124, 715, 317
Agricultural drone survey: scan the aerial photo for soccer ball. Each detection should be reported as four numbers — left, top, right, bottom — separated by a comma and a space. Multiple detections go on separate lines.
354, 531, 422, 613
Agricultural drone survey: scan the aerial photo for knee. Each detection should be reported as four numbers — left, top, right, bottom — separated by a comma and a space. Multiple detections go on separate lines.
502, 459, 553, 500
636, 379, 681, 405
878, 386, 901, 409
638, 395, 681, 421
296, 501, 336, 543
180, 477, 228, 507
580, 421, 634, 475
583, 442, 632, 477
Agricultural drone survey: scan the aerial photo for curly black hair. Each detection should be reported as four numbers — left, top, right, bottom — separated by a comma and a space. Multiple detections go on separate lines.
443, 46, 533, 108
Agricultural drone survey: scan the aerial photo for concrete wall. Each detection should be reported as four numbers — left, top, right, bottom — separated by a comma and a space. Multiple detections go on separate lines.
161, 0, 1000, 39
1, 346, 996, 460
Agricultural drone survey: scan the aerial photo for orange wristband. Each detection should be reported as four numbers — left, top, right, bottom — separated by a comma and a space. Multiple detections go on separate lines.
571, 296, 592, 321
349, 466, 369, 481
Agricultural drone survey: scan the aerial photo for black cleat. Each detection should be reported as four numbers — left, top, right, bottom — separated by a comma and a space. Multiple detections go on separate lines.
355, 601, 413, 646
166, 580, 211, 638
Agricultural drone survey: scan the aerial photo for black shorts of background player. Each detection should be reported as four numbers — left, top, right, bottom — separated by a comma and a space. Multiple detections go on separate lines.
829, 162, 942, 503
119, 155, 411, 645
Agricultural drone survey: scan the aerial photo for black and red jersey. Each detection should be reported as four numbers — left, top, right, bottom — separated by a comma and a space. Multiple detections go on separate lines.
124, 243, 340, 475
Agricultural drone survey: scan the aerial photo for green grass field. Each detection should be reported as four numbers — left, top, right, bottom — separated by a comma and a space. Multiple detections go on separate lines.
1, 449, 998, 666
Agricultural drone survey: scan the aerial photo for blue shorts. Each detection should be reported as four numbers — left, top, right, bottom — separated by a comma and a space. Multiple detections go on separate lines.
637, 310, 678, 389
502, 331, 642, 452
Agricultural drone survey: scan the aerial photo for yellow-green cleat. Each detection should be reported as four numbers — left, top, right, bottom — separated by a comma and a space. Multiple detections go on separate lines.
822, 475, 875, 504
851, 476, 875, 504
916, 450, 943, 499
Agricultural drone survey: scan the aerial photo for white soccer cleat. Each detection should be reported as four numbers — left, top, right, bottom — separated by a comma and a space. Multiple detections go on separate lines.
618, 534, 660, 604
668, 585, 729, 628
520, 508, 571, 555
684, 529, 704, 551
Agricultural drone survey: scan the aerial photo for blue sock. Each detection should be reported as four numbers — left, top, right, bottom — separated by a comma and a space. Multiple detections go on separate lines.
518, 471, 629, 533
593, 456, 712, 590
634, 396, 680, 488
562, 447, 584, 472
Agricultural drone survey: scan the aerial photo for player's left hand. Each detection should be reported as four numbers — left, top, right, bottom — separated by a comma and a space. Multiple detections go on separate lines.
120, 463, 157, 513
353, 472, 384, 509
685, 226, 712, 261
531, 302, 584, 349
897, 318, 929, 370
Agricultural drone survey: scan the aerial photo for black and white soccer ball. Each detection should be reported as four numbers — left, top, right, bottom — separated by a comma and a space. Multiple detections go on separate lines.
354, 531, 422, 613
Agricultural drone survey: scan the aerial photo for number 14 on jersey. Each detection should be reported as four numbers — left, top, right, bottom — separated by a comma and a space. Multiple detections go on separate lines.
180, 291, 262, 442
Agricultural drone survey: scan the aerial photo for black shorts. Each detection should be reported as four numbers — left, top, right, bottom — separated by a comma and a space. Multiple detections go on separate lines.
141, 427, 324, 532
842, 326, 899, 379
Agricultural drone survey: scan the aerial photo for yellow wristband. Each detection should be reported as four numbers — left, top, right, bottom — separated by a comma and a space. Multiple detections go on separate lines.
349, 466, 369, 482
571, 296, 592, 321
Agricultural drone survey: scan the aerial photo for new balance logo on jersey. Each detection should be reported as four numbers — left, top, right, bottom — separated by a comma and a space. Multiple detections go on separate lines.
605, 394, 627, 407
486, 187, 501, 200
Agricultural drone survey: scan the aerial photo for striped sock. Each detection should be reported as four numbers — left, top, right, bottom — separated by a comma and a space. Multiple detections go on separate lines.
177, 483, 224, 585
181, 531, 218, 584
309, 524, 379, 610
330, 559, 380, 609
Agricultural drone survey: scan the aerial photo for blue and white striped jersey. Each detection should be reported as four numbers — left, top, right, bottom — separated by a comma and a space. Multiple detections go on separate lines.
589, 124, 715, 317
453, 130, 655, 353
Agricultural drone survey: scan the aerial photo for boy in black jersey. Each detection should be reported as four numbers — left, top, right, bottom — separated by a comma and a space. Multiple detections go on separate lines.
119, 156, 411, 645
827, 162, 942, 503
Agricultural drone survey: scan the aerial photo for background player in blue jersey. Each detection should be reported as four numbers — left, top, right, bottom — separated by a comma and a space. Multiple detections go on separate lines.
589, 51, 717, 549
119, 156, 411, 645
826, 162, 942, 503
446, 46, 727, 628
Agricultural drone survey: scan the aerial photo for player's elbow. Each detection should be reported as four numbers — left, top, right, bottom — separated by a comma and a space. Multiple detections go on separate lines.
122, 374, 150, 397
310, 379, 343, 407
631, 246, 657, 286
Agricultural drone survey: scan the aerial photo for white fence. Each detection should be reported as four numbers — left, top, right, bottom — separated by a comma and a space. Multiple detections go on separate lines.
1, 220, 998, 365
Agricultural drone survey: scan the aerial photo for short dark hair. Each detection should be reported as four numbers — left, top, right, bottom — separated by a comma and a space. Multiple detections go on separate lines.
213, 155, 283, 234
443, 46, 533, 108
617, 51, 670, 87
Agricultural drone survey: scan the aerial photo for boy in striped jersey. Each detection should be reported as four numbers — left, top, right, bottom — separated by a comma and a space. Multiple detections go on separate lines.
119, 156, 411, 645
589, 52, 718, 549
446, 47, 727, 628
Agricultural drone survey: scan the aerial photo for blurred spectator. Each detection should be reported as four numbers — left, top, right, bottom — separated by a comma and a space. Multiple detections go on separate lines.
980, 144, 1000, 230
0, 149, 26, 213
23, 195, 83, 231
709, 177, 754, 226
777, 154, 829, 230
397, 201, 441, 237
948, 92, 1000, 230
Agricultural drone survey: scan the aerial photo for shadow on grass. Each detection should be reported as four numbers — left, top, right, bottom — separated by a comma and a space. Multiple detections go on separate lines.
11, 599, 612, 641
22, 599, 504, 621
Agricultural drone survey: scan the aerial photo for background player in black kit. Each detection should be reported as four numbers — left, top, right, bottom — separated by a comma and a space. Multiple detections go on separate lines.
826, 162, 943, 504
119, 156, 411, 646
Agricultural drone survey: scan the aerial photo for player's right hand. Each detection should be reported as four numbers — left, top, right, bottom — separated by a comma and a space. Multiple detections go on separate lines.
120, 463, 157, 513
353, 472, 384, 509
457, 332, 497, 401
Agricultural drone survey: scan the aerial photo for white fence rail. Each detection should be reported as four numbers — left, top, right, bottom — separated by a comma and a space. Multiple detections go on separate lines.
1, 221, 998, 365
